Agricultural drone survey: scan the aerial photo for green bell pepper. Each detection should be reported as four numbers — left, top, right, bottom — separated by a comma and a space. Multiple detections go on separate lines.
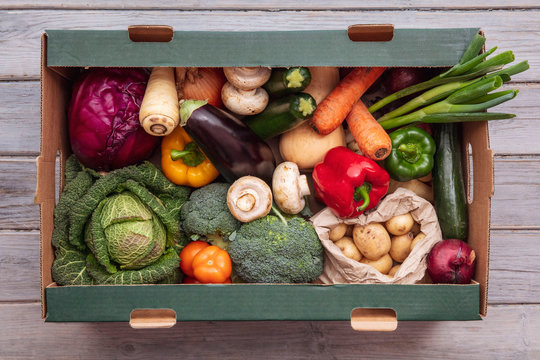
384, 126, 436, 182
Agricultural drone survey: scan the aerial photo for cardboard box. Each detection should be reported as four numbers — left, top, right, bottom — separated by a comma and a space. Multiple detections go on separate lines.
37, 26, 492, 327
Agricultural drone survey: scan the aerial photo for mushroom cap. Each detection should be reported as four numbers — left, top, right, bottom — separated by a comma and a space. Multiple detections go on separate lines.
223, 67, 272, 91
221, 82, 269, 116
272, 162, 311, 214
227, 176, 273, 223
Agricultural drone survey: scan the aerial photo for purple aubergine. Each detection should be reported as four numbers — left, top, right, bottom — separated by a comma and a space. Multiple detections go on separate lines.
179, 100, 276, 184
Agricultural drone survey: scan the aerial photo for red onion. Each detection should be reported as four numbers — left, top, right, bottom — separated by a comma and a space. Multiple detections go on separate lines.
427, 239, 476, 284
383, 67, 426, 94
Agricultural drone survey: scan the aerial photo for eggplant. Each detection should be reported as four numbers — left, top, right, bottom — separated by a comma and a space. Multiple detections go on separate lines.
179, 99, 276, 184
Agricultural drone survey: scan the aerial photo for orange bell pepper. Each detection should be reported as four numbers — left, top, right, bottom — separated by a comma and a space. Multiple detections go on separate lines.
179, 240, 210, 278
161, 126, 219, 188
191, 245, 232, 284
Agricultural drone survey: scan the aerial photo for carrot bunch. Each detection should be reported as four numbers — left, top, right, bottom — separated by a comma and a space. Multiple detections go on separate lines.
309, 67, 391, 161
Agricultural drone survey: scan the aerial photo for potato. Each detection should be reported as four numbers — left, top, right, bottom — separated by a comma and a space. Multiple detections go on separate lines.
410, 232, 427, 251
334, 237, 362, 261
388, 264, 401, 277
388, 179, 434, 203
417, 172, 432, 183
389, 232, 414, 262
353, 223, 391, 260
360, 253, 393, 274
329, 223, 348, 241
385, 213, 414, 236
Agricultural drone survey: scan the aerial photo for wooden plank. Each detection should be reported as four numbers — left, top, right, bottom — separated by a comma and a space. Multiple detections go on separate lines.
0, 231, 40, 302
2, 1, 540, 10
489, 230, 540, 304
491, 158, 540, 228
0, 157, 539, 230
489, 83, 540, 155
0, 302, 538, 359
1, 229, 537, 303
0, 10, 538, 80
0, 82, 41, 155
1, 81, 537, 156
0, 158, 41, 231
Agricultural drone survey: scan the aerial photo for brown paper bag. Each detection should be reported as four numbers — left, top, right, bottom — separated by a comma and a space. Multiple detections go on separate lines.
310, 188, 442, 284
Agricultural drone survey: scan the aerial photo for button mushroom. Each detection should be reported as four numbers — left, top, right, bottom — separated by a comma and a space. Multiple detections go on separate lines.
272, 162, 311, 214
227, 176, 273, 223
221, 67, 271, 116
223, 67, 272, 91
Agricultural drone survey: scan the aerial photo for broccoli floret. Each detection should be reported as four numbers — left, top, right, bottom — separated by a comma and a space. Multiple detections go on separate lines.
180, 183, 241, 246
228, 214, 324, 283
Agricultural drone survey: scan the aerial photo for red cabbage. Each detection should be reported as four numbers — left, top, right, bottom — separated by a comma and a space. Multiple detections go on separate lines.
68, 68, 159, 171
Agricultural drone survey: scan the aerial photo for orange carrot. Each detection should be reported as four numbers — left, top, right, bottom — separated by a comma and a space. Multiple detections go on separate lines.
310, 67, 386, 135
346, 99, 392, 161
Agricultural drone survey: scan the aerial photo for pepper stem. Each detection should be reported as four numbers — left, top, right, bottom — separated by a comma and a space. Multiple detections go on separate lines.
170, 142, 205, 167
170, 149, 193, 161
398, 143, 421, 164
353, 183, 372, 212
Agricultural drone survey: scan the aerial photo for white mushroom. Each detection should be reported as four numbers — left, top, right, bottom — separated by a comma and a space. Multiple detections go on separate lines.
272, 162, 311, 214
223, 67, 271, 91
221, 82, 269, 115
227, 176, 273, 223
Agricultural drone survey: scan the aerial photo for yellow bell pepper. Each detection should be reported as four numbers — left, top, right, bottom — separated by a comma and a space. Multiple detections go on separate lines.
161, 126, 219, 188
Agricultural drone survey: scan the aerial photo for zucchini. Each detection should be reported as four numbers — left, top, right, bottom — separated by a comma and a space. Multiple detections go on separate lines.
243, 92, 317, 139
263, 67, 311, 98
432, 123, 469, 241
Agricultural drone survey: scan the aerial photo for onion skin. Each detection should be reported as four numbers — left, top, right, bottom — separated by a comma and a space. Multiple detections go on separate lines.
427, 239, 476, 284
383, 68, 427, 94
178, 67, 226, 108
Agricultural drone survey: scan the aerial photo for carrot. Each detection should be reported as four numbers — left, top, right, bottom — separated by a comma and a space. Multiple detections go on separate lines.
310, 67, 386, 135
346, 99, 392, 161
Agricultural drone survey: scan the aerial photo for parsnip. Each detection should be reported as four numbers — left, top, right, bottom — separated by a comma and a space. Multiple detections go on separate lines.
139, 67, 179, 136
304, 67, 340, 104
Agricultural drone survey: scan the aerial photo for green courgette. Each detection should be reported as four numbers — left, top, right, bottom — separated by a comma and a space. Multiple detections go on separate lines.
263, 67, 311, 98
432, 123, 469, 241
243, 92, 316, 139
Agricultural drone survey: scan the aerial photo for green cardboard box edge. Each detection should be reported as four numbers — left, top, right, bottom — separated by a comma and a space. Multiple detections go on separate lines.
40, 27, 488, 323
45, 28, 480, 67
46, 283, 481, 322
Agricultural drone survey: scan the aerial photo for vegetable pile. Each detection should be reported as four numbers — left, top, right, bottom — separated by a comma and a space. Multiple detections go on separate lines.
53, 33, 527, 288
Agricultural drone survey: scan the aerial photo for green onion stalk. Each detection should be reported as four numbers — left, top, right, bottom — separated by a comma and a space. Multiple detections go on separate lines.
378, 76, 519, 130
368, 33, 528, 115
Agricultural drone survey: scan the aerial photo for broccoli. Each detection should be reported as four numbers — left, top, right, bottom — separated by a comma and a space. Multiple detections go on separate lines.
228, 211, 324, 283
180, 183, 241, 248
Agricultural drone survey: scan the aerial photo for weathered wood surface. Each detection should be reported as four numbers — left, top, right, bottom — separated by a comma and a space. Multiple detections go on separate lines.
3, 1, 540, 10
1, 82, 537, 156
1, 2, 539, 359
0, 9, 539, 80
0, 303, 539, 360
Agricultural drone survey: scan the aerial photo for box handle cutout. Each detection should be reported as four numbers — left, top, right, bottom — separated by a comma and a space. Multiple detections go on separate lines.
128, 25, 174, 42
129, 309, 177, 329
466, 142, 474, 204
347, 24, 394, 42
350, 308, 397, 331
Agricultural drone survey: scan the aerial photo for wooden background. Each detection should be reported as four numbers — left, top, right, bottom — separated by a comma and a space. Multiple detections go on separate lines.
1, 1, 539, 359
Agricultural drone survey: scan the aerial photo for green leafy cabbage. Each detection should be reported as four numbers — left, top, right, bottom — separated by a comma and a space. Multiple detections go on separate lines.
51, 155, 191, 285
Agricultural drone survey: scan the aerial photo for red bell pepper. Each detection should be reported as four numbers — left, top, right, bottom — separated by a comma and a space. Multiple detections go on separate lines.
312, 146, 390, 218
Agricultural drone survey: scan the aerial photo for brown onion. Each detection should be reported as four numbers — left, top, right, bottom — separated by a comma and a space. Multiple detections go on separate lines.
427, 239, 476, 284
176, 67, 226, 107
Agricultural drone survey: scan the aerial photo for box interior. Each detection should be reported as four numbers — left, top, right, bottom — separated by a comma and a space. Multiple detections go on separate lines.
38, 28, 492, 322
